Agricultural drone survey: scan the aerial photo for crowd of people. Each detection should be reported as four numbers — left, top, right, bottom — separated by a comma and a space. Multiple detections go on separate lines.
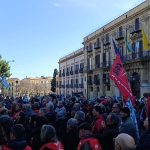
0, 93, 150, 150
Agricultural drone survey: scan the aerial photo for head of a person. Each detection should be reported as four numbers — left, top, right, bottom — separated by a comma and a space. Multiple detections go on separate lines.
114, 133, 135, 150
74, 111, 85, 123
112, 103, 121, 113
67, 118, 78, 132
92, 105, 102, 117
106, 114, 119, 128
79, 122, 92, 139
58, 101, 63, 108
144, 117, 150, 131
10, 124, 25, 140
40, 124, 57, 144
120, 107, 130, 119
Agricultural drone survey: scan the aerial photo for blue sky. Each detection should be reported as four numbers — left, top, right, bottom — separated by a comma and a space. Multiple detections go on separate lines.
0, 0, 145, 79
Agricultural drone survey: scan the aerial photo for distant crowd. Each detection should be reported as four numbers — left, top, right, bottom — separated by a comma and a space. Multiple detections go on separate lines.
0, 93, 150, 150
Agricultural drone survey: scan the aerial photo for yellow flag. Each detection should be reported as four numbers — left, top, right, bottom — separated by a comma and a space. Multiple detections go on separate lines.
142, 29, 150, 50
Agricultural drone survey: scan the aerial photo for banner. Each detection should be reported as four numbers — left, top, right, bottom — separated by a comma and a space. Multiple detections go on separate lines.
109, 54, 135, 106
142, 29, 150, 51
0, 77, 10, 89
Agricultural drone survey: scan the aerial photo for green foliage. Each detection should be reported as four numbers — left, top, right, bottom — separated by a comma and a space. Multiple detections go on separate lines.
51, 68, 58, 92
0, 55, 11, 77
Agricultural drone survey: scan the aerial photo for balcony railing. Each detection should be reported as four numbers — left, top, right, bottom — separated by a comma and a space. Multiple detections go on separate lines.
130, 24, 141, 34
88, 80, 93, 85
79, 68, 84, 73
79, 83, 84, 88
74, 84, 79, 88
115, 31, 124, 41
62, 72, 65, 77
94, 42, 101, 49
70, 84, 74, 88
94, 79, 100, 85
66, 72, 70, 76
122, 51, 150, 63
103, 78, 110, 84
61, 85, 65, 88
66, 84, 69, 88
75, 70, 79, 74
70, 70, 74, 75
101, 61, 111, 68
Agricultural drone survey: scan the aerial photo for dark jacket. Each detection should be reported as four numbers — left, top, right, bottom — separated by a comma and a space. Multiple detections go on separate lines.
119, 117, 137, 142
136, 131, 150, 150
99, 126, 119, 150
7, 138, 28, 150
63, 128, 79, 150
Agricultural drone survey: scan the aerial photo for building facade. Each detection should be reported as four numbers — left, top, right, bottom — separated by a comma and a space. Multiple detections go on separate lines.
8, 76, 52, 97
58, 48, 85, 97
83, 0, 150, 99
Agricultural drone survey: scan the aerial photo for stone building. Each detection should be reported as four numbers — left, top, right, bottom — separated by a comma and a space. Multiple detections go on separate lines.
58, 48, 85, 97
83, 0, 150, 99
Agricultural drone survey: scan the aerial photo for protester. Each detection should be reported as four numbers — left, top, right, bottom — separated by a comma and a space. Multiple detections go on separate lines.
114, 133, 135, 150
77, 122, 102, 150
40, 124, 64, 150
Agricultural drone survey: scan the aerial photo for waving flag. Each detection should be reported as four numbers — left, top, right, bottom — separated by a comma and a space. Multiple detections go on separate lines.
112, 39, 120, 55
126, 29, 132, 52
109, 53, 135, 106
0, 77, 10, 89
142, 29, 150, 51
126, 98, 140, 141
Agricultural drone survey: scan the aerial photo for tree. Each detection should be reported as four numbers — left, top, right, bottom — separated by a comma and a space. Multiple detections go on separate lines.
0, 55, 11, 77
51, 68, 58, 93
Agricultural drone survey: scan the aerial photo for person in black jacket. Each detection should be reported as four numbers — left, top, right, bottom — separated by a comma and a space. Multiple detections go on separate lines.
6, 124, 32, 150
63, 118, 79, 150
132, 117, 150, 150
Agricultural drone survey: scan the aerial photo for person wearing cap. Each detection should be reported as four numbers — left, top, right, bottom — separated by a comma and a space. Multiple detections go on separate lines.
119, 107, 137, 142
77, 122, 102, 150
114, 133, 135, 150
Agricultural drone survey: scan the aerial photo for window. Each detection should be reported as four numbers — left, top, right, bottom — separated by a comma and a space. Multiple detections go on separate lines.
95, 55, 100, 68
119, 26, 123, 37
135, 18, 140, 30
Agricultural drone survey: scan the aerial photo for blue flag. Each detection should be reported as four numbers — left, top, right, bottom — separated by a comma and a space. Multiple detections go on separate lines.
125, 98, 140, 141
0, 77, 10, 89
112, 39, 120, 55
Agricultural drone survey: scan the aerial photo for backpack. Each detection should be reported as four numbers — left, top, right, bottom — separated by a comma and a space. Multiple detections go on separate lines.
78, 138, 102, 150
40, 142, 64, 150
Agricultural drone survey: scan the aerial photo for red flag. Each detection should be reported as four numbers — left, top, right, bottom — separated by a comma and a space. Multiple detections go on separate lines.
109, 54, 135, 106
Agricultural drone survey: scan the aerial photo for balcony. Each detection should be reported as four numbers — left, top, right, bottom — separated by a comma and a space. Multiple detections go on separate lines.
122, 51, 150, 64
130, 24, 141, 35
87, 65, 94, 74
61, 85, 65, 88
62, 72, 65, 77
79, 83, 84, 88
74, 84, 79, 88
103, 78, 110, 85
70, 84, 74, 88
59, 73, 61, 77
66, 72, 70, 76
79, 68, 84, 73
115, 32, 124, 41
94, 42, 101, 49
103, 40, 110, 46
70, 70, 74, 75
94, 79, 100, 85
101, 61, 111, 68
95, 64, 101, 69
75, 70, 79, 74
88, 80, 93, 85
66, 84, 70, 88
